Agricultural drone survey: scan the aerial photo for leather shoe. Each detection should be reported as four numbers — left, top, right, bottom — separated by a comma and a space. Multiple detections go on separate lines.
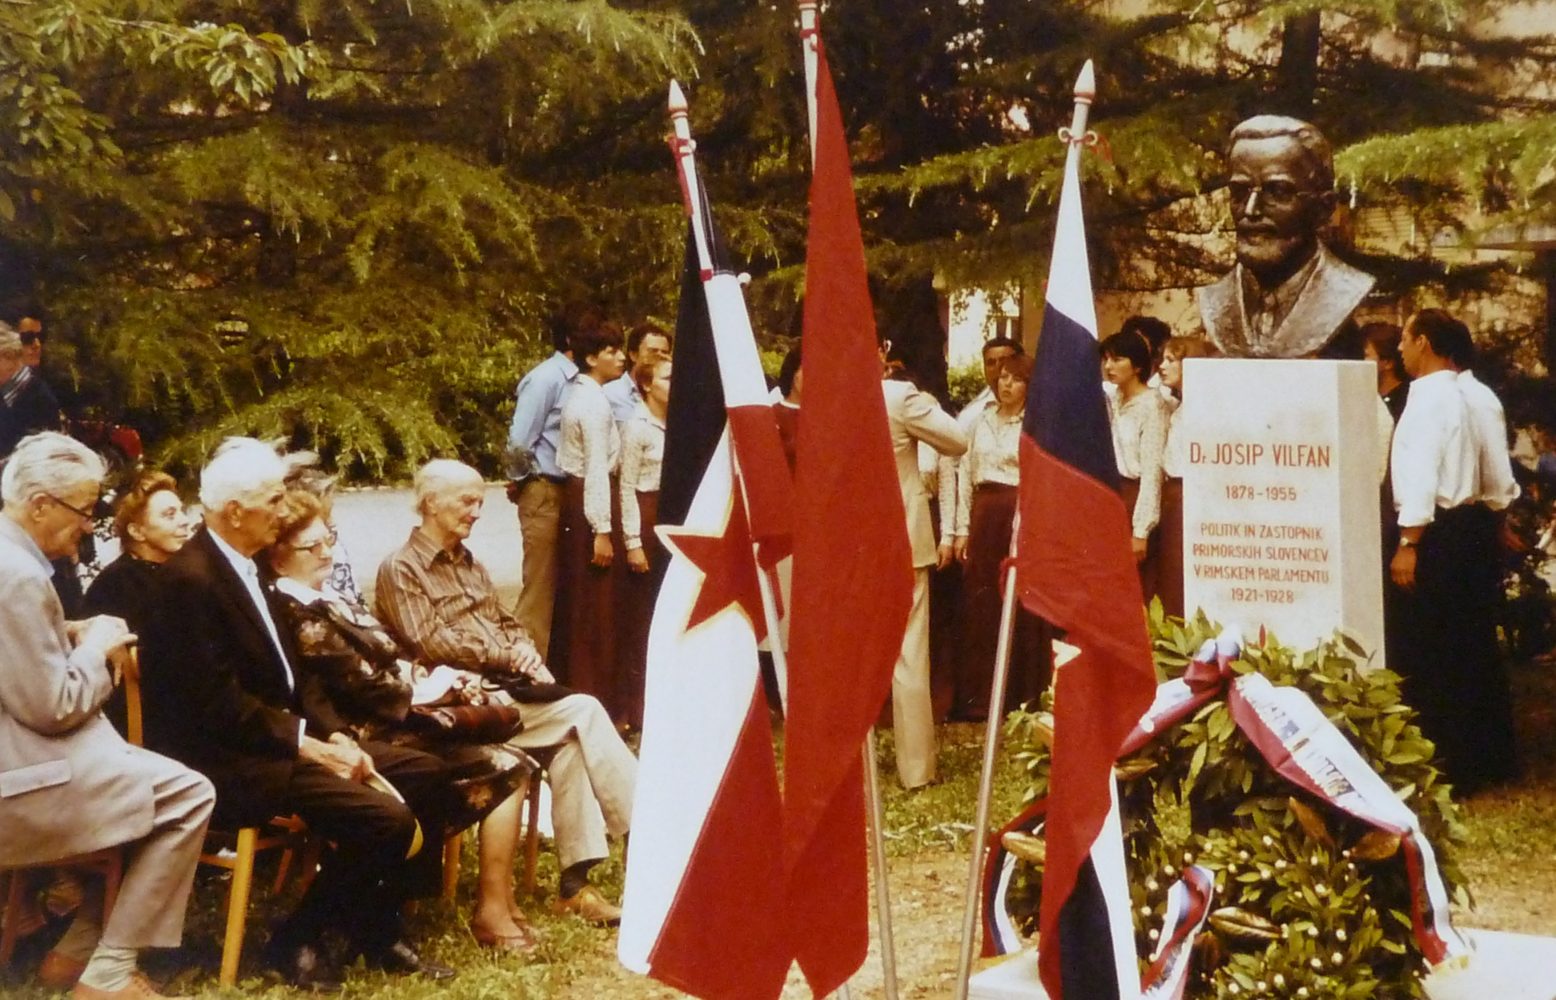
260, 941, 343, 993
364, 941, 455, 981
551, 885, 622, 926
38, 950, 87, 989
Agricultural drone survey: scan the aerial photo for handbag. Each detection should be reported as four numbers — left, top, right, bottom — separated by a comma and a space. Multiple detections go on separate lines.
405, 703, 524, 743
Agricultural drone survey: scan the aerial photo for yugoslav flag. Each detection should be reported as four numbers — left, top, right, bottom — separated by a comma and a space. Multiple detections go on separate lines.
1013, 61, 1158, 1000
616, 200, 794, 993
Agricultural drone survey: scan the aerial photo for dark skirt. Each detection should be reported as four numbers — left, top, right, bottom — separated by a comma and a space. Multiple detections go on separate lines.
549, 475, 622, 719
614, 489, 663, 730
956, 483, 1052, 720
1387, 503, 1517, 794
1120, 476, 1161, 607
1158, 477, 1184, 620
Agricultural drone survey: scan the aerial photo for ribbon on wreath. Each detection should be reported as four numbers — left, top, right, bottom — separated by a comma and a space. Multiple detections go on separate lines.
1141, 865, 1216, 1000
979, 628, 1473, 983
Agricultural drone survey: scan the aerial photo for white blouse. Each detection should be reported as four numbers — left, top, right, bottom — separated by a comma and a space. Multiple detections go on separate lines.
1110, 388, 1169, 538
618, 408, 666, 550
557, 377, 621, 534
953, 408, 1023, 538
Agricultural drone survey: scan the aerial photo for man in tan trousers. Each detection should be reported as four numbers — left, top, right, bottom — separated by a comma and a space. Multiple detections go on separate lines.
882, 365, 968, 789
377, 459, 638, 925
0, 433, 214, 1000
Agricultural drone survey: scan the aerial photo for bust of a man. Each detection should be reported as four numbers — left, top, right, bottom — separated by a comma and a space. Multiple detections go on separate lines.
1197, 116, 1375, 359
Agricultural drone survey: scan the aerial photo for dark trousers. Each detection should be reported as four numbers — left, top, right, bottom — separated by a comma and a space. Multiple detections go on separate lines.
1387, 504, 1517, 794
221, 743, 448, 954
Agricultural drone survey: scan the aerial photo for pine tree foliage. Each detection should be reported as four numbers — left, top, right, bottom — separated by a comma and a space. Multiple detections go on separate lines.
5, 1, 1554, 472
2, 0, 717, 479
849, 0, 1556, 297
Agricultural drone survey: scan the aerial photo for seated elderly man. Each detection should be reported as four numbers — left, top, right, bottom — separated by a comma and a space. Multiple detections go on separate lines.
376, 458, 638, 925
138, 438, 457, 992
0, 432, 215, 1000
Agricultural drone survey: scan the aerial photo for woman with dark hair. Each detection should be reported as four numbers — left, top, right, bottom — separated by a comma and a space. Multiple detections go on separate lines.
1101, 329, 1170, 603
551, 320, 627, 719
615, 358, 671, 730
1363, 321, 1411, 421
1157, 335, 1216, 619
950, 354, 1050, 720
264, 490, 538, 953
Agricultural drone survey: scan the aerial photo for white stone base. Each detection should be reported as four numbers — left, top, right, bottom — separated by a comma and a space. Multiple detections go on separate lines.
966, 929, 1556, 1000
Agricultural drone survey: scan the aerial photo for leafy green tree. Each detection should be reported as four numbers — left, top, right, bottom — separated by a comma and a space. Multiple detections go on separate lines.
1, 0, 704, 478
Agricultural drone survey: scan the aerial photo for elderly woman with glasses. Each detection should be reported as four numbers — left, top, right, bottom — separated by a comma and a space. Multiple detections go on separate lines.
262, 489, 541, 954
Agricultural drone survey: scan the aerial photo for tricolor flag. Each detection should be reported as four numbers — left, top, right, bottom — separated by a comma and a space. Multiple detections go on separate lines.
784, 29, 915, 997
1013, 62, 1157, 1000
616, 212, 793, 997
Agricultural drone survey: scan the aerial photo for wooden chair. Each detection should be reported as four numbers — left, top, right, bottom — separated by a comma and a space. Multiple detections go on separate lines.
123, 650, 309, 987
0, 850, 122, 969
439, 777, 546, 901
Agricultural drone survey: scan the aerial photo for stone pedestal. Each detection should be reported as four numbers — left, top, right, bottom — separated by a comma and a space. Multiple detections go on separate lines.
1177, 359, 1384, 662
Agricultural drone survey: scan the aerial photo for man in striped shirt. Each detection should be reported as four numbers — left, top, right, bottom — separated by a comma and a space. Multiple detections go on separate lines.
376, 459, 638, 926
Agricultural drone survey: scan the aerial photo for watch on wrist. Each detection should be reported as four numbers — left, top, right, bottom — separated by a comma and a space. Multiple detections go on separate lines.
1398, 537, 1416, 548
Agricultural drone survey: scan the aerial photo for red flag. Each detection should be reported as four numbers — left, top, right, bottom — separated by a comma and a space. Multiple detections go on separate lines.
784, 37, 914, 995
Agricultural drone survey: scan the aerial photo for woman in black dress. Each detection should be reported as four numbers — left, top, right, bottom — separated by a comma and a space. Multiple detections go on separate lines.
83, 471, 193, 735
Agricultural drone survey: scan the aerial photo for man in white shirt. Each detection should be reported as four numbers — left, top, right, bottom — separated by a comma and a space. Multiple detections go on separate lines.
1388, 310, 1516, 795
1439, 323, 1520, 513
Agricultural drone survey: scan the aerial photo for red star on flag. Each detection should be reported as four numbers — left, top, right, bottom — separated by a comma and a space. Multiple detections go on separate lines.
658, 476, 767, 642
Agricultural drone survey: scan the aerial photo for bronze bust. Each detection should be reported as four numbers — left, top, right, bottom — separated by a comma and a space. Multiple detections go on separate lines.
1197, 116, 1375, 359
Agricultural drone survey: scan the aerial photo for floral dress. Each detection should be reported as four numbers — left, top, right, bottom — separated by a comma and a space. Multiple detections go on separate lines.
273, 580, 533, 829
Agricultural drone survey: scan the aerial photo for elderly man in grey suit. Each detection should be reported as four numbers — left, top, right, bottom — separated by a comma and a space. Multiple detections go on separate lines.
882, 366, 968, 789
0, 432, 214, 1000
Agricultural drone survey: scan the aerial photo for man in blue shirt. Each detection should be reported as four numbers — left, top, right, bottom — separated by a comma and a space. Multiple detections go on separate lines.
506, 306, 597, 657
602, 323, 672, 424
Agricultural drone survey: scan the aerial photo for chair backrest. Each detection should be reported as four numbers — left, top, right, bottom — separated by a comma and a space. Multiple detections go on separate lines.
123, 647, 143, 747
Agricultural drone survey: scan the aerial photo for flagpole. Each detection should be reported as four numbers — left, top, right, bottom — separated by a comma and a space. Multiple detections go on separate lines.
952, 566, 1019, 1000
668, 81, 716, 279
794, 7, 901, 997
797, 1, 819, 168
952, 61, 1098, 1000
862, 729, 900, 1000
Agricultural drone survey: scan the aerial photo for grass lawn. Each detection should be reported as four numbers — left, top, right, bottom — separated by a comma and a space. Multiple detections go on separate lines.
5, 662, 1553, 998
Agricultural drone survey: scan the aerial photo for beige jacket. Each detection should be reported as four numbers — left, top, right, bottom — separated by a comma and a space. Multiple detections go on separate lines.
883, 380, 968, 568
0, 517, 164, 866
